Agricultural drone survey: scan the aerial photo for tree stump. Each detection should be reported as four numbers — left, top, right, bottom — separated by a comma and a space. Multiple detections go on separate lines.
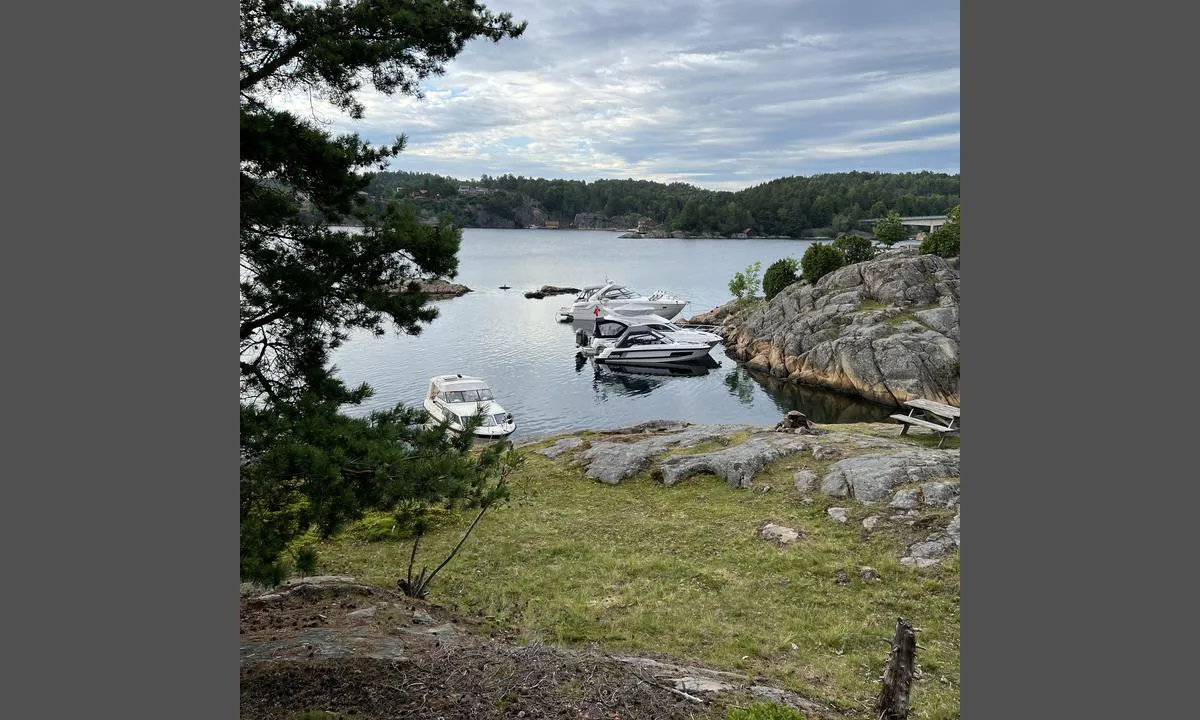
876, 617, 917, 720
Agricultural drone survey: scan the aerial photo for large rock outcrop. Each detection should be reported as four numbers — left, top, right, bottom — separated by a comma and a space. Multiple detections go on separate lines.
722, 247, 959, 406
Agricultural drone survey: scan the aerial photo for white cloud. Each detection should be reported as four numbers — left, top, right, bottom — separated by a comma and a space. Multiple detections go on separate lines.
267, 0, 959, 189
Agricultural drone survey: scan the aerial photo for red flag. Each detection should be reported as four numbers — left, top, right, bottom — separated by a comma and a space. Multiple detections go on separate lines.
593, 305, 600, 317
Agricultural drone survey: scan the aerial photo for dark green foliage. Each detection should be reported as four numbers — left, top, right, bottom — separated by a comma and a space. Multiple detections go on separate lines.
728, 261, 763, 300
800, 243, 845, 285
292, 545, 319, 575
361, 169, 959, 237
921, 204, 960, 258
872, 210, 907, 246
727, 702, 809, 720
762, 257, 800, 300
239, 0, 526, 584
831, 234, 878, 264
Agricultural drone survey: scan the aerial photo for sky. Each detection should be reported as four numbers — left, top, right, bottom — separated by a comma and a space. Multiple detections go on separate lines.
277, 0, 960, 191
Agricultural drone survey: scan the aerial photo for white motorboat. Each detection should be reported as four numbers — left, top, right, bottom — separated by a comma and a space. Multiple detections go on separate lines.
559, 282, 687, 322
576, 317, 715, 365
423, 374, 515, 437
606, 313, 723, 347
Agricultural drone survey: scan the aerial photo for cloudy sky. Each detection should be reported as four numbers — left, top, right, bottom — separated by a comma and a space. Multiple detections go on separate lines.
281, 0, 959, 191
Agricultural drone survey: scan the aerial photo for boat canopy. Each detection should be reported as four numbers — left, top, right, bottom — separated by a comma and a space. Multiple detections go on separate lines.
427, 374, 494, 402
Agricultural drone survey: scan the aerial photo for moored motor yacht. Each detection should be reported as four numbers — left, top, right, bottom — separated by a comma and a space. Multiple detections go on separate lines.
576, 316, 715, 365
561, 282, 687, 322
423, 374, 515, 437
607, 313, 723, 347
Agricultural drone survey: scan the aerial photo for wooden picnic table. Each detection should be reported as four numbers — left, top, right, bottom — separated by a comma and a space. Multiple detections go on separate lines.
889, 398, 960, 448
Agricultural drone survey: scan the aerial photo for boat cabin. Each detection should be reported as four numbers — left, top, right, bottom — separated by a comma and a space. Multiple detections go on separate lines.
591, 318, 674, 348
427, 374, 496, 404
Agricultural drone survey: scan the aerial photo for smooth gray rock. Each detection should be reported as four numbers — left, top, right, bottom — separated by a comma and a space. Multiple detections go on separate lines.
656, 433, 811, 488
922, 481, 960, 506
793, 469, 818, 492
759, 523, 801, 545
347, 605, 378, 620
859, 566, 881, 581
889, 489, 920, 509
908, 536, 957, 560
812, 445, 840, 461
948, 512, 960, 545
534, 437, 584, 458
820, 450, 960, 502
862, 515, 884, 531
827, 507, 849, 523
580, 424, 750, 484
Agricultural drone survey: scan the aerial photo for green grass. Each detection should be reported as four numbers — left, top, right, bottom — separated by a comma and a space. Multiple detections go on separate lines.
314, 435, 960, 719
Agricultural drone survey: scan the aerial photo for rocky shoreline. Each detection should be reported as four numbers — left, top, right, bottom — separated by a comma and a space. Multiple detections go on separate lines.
692, 247, 960, 407
529, 418, 960, 569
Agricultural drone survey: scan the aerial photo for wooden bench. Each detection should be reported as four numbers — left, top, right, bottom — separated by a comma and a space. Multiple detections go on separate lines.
891, 399, 960, 448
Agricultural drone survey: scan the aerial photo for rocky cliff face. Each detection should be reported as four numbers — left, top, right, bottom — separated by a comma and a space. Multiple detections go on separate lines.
722, 247, 959, 406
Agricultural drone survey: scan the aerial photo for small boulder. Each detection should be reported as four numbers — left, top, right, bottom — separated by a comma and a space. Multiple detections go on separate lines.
921, 481, 959, 506
793, 469, 817, 492
812, 445, 840, 461
889, 489, 921, 509
758, 522, 802, 546
827, 507, 849, 524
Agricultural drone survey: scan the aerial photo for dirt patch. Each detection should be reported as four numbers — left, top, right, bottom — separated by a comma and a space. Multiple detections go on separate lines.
241, 580, 840, 720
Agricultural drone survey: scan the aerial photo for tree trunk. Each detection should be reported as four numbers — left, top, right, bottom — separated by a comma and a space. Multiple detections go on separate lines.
876, 617, 917, 720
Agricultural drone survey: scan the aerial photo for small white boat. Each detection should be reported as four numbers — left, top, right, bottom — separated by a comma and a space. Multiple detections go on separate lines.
563, 282, 687, 321
423, 374, 515, 437
576, 317, 715, 365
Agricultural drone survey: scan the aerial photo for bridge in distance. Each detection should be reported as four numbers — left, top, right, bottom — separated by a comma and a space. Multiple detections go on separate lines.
862, 215, 949, 231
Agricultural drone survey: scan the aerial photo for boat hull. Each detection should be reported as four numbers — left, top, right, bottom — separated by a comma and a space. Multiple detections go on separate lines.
570, 301, 687, 321
595, 345, 713, 364
423, 398, 515, 437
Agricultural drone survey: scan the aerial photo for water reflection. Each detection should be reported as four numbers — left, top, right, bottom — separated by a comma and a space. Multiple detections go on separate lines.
732, 365, 898, 423
575, 354, 720, 398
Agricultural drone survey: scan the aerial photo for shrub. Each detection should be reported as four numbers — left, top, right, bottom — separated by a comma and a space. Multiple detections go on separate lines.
872, 210, 907, 246
920, 204, 960, 258
728, 261, 763, 300
727, 702, 809, 720
800, 242, 844, 285
831, 234, 877, 264
762, 257, 800, 300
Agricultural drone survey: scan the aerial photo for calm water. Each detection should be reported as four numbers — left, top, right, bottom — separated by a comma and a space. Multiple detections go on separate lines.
330, 228, 897, 441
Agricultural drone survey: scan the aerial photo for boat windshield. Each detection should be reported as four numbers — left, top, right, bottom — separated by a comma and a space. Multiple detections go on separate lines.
441, 388, 493, 403
617, 330, 668, 347
602, 287, 639, 300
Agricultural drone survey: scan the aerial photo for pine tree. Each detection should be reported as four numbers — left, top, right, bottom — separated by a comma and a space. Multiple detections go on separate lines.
239, 0, 526, 583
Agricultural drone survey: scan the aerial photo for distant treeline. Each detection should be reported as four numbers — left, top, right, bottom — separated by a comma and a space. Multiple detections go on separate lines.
361, 170, 960, 237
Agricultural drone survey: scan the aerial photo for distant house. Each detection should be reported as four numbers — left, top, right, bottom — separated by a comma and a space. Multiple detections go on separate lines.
637, 217, 656, 232
543, 219, 560, 229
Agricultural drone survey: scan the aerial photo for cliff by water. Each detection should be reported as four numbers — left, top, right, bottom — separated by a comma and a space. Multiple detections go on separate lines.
719, 247, 959, 407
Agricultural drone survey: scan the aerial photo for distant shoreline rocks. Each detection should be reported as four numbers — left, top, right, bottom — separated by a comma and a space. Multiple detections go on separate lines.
415, 281, 471, 298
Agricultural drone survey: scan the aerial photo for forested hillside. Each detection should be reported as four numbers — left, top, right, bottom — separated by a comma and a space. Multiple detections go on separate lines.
359, 170, 959, 237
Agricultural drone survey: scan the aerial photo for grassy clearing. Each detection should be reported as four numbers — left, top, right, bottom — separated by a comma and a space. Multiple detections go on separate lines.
315, 438, 960, 719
